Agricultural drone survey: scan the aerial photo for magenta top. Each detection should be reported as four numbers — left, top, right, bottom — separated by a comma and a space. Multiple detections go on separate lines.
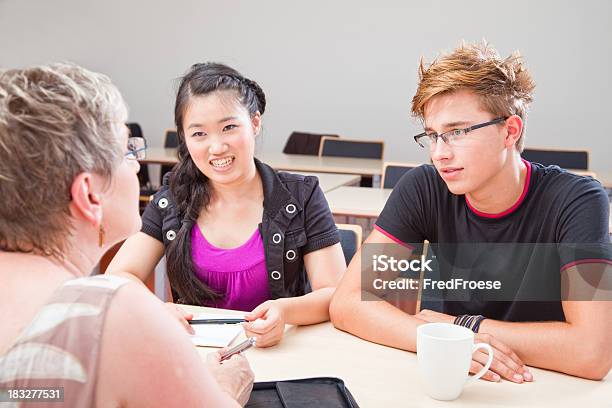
191, 225, 271, 312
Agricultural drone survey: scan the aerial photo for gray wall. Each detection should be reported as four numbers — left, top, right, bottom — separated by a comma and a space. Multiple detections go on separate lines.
2, 0, 611, 174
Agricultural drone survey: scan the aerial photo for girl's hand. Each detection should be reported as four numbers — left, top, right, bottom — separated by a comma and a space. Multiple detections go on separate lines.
243, 300, 286, 347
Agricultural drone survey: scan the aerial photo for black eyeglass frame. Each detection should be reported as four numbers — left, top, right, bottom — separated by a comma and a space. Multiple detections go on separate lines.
414, 117, 508, 148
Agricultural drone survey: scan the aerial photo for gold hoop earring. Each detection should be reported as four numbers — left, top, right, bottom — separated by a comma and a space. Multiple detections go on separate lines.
98, 224, 105, 248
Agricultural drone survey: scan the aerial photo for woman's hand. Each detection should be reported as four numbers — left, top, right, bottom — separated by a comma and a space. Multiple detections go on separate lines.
243, 300, 286, 347
206, 349, 254, 406
163, 302, 195, 335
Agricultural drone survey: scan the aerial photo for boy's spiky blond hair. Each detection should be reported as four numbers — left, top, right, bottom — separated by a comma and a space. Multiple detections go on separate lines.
412, 41, 535, 151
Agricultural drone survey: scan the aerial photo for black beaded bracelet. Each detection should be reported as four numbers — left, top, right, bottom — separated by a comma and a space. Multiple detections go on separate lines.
465, 315, 476, 329
472, 315, 486, 333
453, 314, 485, 333
453, 314, 467, 326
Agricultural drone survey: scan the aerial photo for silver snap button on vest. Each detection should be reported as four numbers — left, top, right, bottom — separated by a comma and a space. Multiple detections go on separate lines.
158, 198, 169, 209
271, 270, 281, 280
286, 250, 296, 261
285, 204, 296, 214
166, 230, 176, 241
272, 233, 282, 244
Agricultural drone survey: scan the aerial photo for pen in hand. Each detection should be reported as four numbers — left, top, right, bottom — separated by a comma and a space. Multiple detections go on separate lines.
220, 337, 256, 361
188, 318, 247, 325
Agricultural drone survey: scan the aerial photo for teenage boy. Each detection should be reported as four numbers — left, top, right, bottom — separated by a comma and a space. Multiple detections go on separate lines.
330, 42, 612, 382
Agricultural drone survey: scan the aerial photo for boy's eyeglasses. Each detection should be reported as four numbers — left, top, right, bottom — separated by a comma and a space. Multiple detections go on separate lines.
414, 117, 508, 149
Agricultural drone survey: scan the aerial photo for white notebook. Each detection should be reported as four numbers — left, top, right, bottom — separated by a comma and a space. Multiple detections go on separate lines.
190, 313, 244, 347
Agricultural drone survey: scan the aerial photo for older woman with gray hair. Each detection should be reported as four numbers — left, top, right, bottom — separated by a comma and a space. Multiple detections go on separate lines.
0, 63, 253, 406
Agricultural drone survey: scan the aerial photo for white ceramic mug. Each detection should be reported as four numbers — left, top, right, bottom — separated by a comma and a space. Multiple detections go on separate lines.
417, 322, 494, 401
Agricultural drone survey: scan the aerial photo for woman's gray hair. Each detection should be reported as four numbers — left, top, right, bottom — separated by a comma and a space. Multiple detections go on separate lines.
0, 62, 127, 258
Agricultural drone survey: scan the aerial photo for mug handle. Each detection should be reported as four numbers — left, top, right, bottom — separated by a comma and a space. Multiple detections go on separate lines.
466, 342, 494, 384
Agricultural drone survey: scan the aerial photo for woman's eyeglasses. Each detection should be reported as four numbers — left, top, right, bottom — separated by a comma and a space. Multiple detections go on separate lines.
125, 137, 147, 160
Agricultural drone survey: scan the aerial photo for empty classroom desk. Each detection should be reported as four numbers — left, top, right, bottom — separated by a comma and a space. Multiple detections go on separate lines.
292, 172, 361, 193
256, 151, 383, 178
324, 186, 392, 218
139, 147, 179, 165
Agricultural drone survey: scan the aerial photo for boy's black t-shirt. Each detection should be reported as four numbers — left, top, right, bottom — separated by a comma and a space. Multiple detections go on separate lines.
375, 161, 611, 322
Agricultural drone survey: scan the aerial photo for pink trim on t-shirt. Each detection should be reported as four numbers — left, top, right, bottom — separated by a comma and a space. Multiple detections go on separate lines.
373, 225, 415, 249
560, 258, 612, 272
466, 159, 532, 219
